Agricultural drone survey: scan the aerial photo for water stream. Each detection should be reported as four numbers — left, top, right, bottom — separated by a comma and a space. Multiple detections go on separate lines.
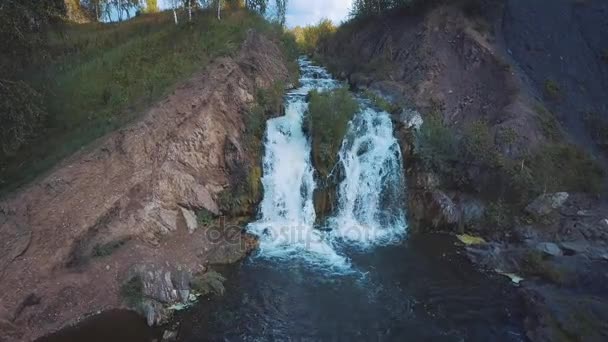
40, 58, 525, 342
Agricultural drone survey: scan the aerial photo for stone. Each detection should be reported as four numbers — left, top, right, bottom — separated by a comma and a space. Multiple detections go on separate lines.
131, 264, 193, 304
400, 109, 424, 130
429, 191, 461, 228
180, 207, 198, 234
162, 330, 178, 341
559, 241, 589, 255
525, 192, 569, 217
535, 242, 563, 257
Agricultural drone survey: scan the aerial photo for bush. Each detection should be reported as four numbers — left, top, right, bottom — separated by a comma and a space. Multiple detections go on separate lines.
91, 238, 129, 258
120, 275, 144, 307
307, 87, 360, 177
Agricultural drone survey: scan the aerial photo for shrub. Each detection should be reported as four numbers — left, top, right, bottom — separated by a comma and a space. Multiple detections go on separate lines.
91, 238, 129, 258
415, 111, 460, 175
307, 87, 360, 177
120, 275, 144, 307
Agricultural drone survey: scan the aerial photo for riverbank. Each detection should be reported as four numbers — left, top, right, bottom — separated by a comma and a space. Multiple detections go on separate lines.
0, 28, 294, 341
311, 0, 608, 340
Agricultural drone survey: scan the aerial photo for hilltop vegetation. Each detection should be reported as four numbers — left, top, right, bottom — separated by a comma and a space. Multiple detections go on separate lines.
0, 3, 296, 194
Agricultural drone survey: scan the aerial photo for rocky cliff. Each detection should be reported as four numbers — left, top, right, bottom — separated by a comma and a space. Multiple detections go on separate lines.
316, 1, 608, 340
0, 30, 291, 341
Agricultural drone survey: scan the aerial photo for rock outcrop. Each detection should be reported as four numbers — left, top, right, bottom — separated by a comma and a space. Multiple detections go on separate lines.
0, 30, 290, 341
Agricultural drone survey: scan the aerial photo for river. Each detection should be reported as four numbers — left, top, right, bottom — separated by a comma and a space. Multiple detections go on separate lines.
40, 58, 525, 342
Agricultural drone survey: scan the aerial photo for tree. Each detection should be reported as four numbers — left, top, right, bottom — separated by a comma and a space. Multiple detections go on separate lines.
145, 0, 159, 13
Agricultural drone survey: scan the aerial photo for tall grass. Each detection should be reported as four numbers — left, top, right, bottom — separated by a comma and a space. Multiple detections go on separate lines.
0, 8, 292, 195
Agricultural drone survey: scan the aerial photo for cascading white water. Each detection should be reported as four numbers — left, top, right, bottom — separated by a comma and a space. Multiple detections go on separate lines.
247, 58, 349, 268
330, 107, 407, 246
248, 58, 406, 269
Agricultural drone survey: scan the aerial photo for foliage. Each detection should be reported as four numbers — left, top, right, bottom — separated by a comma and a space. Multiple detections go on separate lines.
219, 81, 286, 216
120, 275, 144, 307
92, 238, 129, 257
308, 87, 359, 177
0, 80, 46, 156
191, 270, 226, 296
350, 0, 481, 19
414, 111, 460, 175
145, 0, 160, 13
0, 8, 291, 195
415, 112, 604, 205
196, 208, 216, 226
534, 104, 561, 141
292, 19, 337, 55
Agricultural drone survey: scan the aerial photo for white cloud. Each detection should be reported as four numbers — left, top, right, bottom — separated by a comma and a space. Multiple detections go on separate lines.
286, 0, 352, 27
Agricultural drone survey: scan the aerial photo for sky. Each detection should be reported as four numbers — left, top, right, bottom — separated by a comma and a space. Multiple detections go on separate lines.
284, 0, 353, 27
155, 0, 353, 28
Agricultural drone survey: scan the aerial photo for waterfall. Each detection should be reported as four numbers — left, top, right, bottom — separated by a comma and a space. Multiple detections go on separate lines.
247, 58, 348, 268
330, 108, 407, 247
248, 58, 406, 270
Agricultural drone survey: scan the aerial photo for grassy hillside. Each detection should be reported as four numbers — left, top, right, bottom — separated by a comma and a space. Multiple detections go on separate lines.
1, 8, 296, 195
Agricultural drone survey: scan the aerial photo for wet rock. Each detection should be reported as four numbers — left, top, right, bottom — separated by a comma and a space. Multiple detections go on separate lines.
138, 265, 191, 304
559, 241, 589, 255
141, 299, 170, 327
399, 109, 424, 130
417, 191, 461, 230
162, 330, 178, 341
513, 225, 540, 244
525, 192, 569, 218
179, 207, 198, 234
535, 242, 562, 257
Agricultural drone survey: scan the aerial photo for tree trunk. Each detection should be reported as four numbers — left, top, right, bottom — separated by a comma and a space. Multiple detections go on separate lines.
188, 0, 192, 22
173, 8, 178, 25
217, 0, 221, 20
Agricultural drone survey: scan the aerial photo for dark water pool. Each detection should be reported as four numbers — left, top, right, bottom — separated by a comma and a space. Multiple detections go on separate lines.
40, 234, 525, 342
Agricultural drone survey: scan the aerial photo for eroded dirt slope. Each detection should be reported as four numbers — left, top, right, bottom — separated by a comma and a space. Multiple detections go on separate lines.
0, 30, 290, 341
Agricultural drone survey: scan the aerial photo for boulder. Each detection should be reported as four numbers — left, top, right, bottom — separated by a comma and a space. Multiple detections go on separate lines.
525, 192, 569, 218
179, 207, 198, 234
535, 242, 563, 257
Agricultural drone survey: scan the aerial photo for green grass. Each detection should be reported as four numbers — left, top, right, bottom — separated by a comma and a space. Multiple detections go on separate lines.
0, 8, 294, 196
